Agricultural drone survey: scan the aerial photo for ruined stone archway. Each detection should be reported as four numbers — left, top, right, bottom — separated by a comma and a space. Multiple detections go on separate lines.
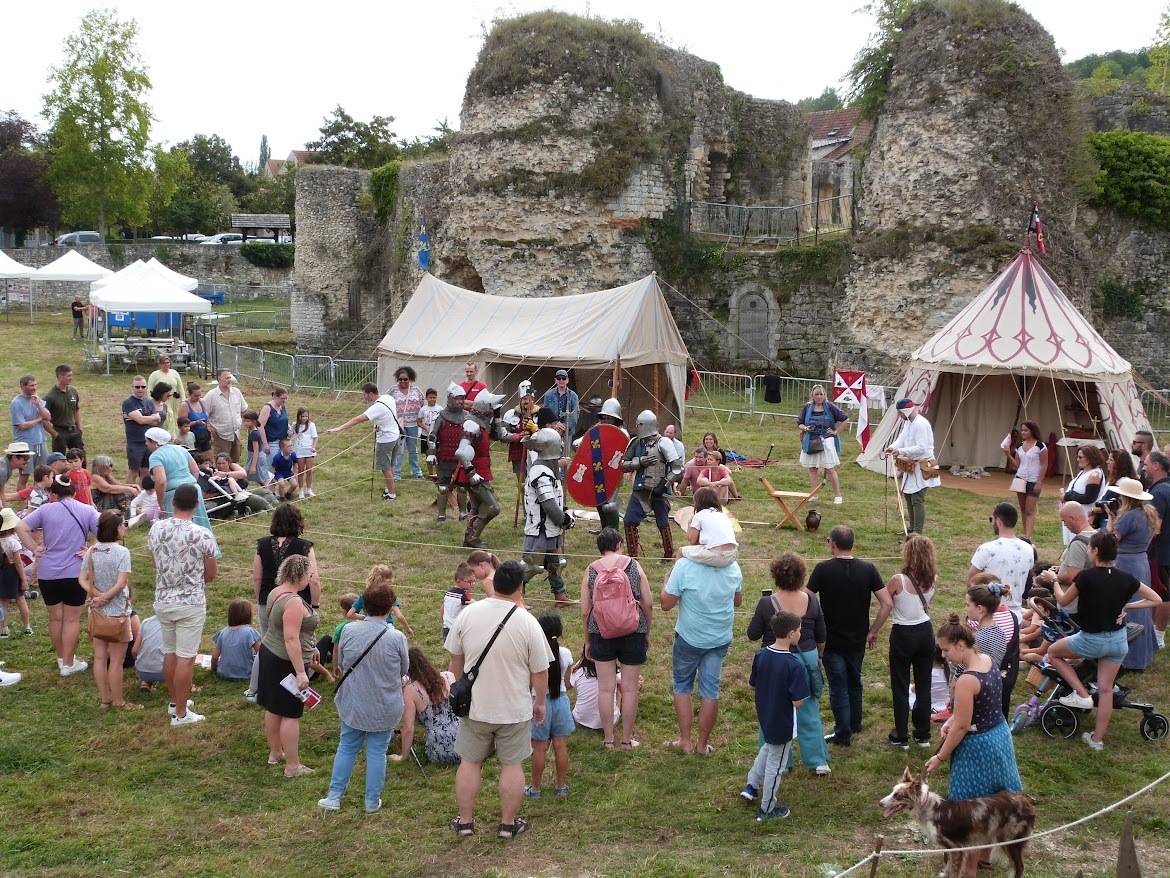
729, 284, 776, 363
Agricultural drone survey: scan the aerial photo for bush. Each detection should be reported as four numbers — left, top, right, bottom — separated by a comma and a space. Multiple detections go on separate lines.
154, 244, 171, 262
370, 160, 402, 222
239, 242, 294, 268
1100, 278, 1144, 320
106, 242, 126, 267
1089, 130, 1170, 228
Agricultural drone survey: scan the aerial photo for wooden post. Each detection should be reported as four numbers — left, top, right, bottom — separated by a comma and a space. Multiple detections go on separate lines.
867, 835, 884, 878
1116, 808, 1143, 877
653, 363, 659, 416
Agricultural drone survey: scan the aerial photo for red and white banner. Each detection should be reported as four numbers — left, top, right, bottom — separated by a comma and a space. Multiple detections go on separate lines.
833, 370, 870, 449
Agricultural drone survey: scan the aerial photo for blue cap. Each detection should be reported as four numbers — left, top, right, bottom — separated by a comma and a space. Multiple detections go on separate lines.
896, 398, 916, 410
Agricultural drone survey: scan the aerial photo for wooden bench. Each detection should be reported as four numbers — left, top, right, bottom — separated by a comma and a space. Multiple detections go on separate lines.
758, 477, 824, 531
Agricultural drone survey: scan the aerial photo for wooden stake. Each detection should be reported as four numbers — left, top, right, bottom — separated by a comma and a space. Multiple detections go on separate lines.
1116, 808, 1143, 877
653, 363, 659, 416
867, 835, 884, 878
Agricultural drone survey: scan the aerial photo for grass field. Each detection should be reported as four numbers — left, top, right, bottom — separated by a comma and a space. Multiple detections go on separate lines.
0, 315, 1167, 878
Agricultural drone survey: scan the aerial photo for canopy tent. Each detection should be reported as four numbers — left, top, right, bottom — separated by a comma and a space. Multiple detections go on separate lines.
0, 251, 33, 321
27, 250, 112, 322
92, 258, 198, 292
857, 249, 1151, 476
376, 274, 691, 428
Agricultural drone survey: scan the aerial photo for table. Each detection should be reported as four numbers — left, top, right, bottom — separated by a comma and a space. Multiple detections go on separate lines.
759, 477, 825, 531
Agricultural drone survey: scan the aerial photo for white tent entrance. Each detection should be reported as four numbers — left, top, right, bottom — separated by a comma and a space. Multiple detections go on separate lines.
376, 274, 691, 427
858, 250, 1151, 476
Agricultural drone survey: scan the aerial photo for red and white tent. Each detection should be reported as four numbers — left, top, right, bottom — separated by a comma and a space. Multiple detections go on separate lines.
858, 249, 1150, 475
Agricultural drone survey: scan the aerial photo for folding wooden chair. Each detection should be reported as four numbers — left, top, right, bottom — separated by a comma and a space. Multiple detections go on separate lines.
758, 476, 824, 531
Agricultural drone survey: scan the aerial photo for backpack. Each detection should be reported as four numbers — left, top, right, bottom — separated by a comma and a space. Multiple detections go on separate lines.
589, 555, 640, 639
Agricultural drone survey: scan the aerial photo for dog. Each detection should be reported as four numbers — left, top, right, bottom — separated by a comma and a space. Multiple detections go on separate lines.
879, 768, 1036, 878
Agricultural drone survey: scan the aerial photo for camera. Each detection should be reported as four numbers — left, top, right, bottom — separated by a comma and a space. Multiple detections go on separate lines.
1095, 496, 1120, 512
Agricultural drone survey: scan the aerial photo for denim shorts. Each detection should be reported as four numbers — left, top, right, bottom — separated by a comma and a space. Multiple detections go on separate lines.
531, 693, 575, 740
671, 634, 730, 699
1066, 628, 1129, 664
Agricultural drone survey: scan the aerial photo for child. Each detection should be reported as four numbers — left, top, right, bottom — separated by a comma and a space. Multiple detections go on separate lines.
66, 449, 93, 506
527, 613, 574, 798
270, 437, 298, 500
442, 562, 475, 640
681, 487, 739, 567
0, 508, 32, 636
176, 417, 196, 451
242, 410, 271, 486
417, 388, 441, 480
128, 473, 161, 528
15, 465, 52, 515
330, 592, 359, 676
346, 564, 414, 635
742, 611, 809, 822
133, 615, 164, 692
291, 407, 318, 499
910, 643, 951, 722
211, 598, 261, 688
1019, 589, 1078, 665
569, 654, 621, 731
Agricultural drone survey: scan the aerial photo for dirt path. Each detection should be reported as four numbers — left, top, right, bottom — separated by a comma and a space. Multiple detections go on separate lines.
940, 470, 1064, 500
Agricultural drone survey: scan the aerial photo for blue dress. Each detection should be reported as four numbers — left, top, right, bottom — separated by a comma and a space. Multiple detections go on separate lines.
148, 443, 221, 558
948, 665, 1022, 800
1113, 511, 1156, 670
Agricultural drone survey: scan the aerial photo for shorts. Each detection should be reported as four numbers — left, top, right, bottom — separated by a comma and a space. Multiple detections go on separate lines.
531, 693, 575, 740
41, 577, 87, 607
19, 443, 47, 474
1024, 481, 1041, 498
588, 630, 648, 666
374, 442, 397, 472
455, 716, 533, 764
671, 633, 730, 700
0, 566, 20, 600
1066, 628, 1129, 664
420, 437, 433, 457
680, 545, 739, 567
154, 602, 207, 658
1154, 563, 1169, 599
126, 442, 150, 472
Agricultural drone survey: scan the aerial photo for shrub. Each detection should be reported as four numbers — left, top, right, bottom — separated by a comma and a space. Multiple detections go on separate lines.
1088, 129, 1170, 228
240, 242, 294, 268
154, 244, 171, 262
370, 160, 402, 222
1100, 278, 1144, 320
106, 242, 126, 267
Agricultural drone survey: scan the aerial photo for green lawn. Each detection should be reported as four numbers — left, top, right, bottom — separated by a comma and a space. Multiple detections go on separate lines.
0, 315, 1167, 878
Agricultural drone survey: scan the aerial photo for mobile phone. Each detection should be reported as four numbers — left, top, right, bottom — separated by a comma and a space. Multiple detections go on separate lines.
762, 589, 773, 596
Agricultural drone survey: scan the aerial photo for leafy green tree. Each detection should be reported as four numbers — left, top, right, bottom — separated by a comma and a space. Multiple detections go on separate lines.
306, 105, 400, 169
847, 0, 919, 120
795, 87, 844, 113
176, 133, 254, 200
239, 162, 296, 221
258, 134, 271, 173
42, 8, 153, 236
397, 119, 454, 160
0, 111, 60, 245
1088, 129, 1170, 228
1149, 3, 1170, 94
1065, 49, 1151, 80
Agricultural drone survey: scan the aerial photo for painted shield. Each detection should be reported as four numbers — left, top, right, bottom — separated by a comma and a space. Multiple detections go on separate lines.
566, 423, 627, 507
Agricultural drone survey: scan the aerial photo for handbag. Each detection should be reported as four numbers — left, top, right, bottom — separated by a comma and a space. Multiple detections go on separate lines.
802, 406, 824, 455
334, 623, 389, 695
449, 605, 518, 717
82, 549, 131, 643
1009, 476, 1027, 493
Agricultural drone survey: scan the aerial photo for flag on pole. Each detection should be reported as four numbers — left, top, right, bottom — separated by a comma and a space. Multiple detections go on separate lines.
418, 224, 431, 271
833, 369, 870, 449
1027, 202, 1046, 255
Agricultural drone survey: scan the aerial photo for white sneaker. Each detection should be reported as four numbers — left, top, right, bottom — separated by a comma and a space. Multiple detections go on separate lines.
61, 659, 89, 676
833, 496, 843, 505
126, 513, 146, 530
1082, 732, 1104, 751
0, 669, 22, 687
297, 489, 305, 499
168, 699, 195, 716
1059, 692, 1094, 710
1156, 630, 1166, 650
56, 658, 65, 670
171, 710, 205, 726
306, 488, 316, 497
318, 796, 341, 811
814, 764, 832, 775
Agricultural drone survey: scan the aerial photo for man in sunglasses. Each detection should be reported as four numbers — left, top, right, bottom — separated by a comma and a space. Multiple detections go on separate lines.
123, 375, 163, 482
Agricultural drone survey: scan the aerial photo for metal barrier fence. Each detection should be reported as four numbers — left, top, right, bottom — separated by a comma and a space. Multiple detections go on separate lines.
1140, 389, 1170, 440
686, 371, 889, 424
215, 310, 291, 332
209, 341, 376, 395
689, 194, 855, 247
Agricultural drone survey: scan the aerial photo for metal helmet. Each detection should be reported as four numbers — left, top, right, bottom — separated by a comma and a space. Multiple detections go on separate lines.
518, 379, 533, 399
587, 395, 604, 411
470, 390, 504, 416
524, 427, 563, 459
502, 408, 521, 431
635, 409, 658, 440
600, 398, 623, 424
446, 382, 466, 412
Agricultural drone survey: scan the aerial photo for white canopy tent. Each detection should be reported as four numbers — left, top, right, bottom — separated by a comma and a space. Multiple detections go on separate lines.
0, 251, 34, 322
88, 272, 211, 374
92, 258, 198, 292
857, 249, 1151, 476
376, 274, 691, 428
28, 250, 112, 322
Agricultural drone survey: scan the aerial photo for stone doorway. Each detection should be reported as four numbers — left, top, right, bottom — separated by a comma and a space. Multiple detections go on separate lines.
736, 291, 771, 359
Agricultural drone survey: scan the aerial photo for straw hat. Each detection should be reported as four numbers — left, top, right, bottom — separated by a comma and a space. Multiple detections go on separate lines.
4, 441, 31, 457
1109, 477, 1152, 502
0, 507, 18, 531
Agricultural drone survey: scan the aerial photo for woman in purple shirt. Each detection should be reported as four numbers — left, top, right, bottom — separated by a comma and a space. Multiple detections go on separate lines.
16, 475, 100, 676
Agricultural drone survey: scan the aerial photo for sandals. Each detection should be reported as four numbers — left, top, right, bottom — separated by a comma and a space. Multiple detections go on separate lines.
523, 785, 541, 798
603, 740, 615, 750
554, 785, 570, 798
267, 755, 286, 765
450, 817, 475, 837
112, 701, 144, 711
620, 739, 641, 750
284, 765, 314, 778
98, 702, 112, 710
497, 818, 529, 839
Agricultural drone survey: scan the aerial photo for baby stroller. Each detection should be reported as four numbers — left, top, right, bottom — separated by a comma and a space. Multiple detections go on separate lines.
1033, 622, 1168, 741
1010, 605, 1078, 736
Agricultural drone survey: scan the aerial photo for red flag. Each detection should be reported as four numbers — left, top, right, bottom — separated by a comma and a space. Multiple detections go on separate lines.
1028, 202, 1047, 255
832, 370, 870, 449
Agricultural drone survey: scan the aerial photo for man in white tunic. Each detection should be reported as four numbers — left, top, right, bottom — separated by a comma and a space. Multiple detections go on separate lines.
884, 398, 941, 535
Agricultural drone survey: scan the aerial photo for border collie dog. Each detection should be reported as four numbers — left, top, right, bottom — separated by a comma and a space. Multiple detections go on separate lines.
879, 768, 1036, 878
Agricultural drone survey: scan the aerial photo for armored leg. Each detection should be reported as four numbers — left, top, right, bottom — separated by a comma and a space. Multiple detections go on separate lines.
547, 554, 567, 598
624, 524, 641, 559
658, 526, 674, 563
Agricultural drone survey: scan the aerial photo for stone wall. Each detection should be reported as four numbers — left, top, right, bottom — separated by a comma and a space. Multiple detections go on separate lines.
1088, 84, 1170, 136
1, 242, 291, 309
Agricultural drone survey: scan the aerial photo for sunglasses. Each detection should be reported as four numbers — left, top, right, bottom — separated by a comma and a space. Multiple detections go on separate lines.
133, 385, 147, 389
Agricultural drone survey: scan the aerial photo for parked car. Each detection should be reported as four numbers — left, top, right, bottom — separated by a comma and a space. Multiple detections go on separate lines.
178, 233, 208, 242
56, 231, 101, 246
200, 233, 244, 245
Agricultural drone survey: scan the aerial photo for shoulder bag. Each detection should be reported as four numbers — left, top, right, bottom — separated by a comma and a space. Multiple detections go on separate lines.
334, 623, 389, 695
802, 406, 824, 455
83, 548, 131, 643
902, 573, 933, 617
448, 605, 519, 717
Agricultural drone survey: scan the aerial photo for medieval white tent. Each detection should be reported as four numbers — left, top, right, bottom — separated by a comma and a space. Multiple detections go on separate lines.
857, 250, 1151, 476
376, 274, 691, 426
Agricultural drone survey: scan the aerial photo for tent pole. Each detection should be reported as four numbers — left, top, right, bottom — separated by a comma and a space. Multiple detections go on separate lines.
652, 364, 659, 416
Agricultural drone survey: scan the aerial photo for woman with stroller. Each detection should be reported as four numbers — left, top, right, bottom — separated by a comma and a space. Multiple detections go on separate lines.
1047, 531, 1162, 750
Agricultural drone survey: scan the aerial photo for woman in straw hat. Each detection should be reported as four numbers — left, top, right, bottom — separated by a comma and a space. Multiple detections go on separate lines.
1104, 476, 1159, 670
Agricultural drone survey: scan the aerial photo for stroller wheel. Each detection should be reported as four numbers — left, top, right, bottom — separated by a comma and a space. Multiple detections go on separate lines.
1140, 713, 1169, 741
1010, 704, 1031, 735
1040, 704, 1078, 739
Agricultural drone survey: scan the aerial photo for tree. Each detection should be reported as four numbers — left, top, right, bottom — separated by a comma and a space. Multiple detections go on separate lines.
239, 163, 296, 221
0, 111, 60, 245
397, 119, 454, 160
795, 87, 844, 113
847, 0, 918, 120
176, 133, 254, 200
1149, 3, 1170, 94
42, 9, 153, 236
306, 105, 400, 169
258, 134, 270, 173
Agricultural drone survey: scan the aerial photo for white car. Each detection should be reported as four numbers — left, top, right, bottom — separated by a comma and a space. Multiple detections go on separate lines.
200, 233, 244, 246
56, 231, 101, 246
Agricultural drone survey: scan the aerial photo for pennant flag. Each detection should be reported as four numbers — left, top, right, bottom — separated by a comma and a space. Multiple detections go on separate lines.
418, 224, 431, 271
833, 369, 870, 449
1027, 202, 1046, 255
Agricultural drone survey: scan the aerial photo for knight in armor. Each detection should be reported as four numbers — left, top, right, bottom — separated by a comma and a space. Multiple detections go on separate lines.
572, 395, 605, 443
523, 427, 574, 606
622, 409, 683, 561
455, 391, 504, 548
571, 397, 627, 530
427, 383, 468, 523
